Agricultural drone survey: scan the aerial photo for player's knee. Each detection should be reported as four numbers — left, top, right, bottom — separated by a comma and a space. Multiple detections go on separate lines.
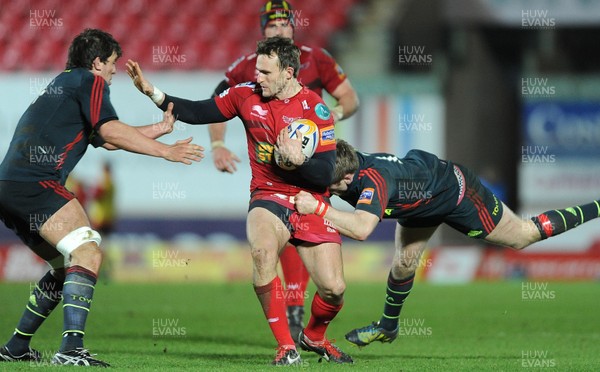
317, 281, 346, 304
70, 243, 104, 272
503, 220, 539, 250
250, 246, 278, 265
56, 227, 102, 270
507, 240, 531, 251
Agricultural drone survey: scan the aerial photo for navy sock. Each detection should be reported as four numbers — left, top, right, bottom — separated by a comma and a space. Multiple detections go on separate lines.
6, 270, 63, 354
532, 200, 600, 239
60, 265, 97, 352
379, 272, 415, 331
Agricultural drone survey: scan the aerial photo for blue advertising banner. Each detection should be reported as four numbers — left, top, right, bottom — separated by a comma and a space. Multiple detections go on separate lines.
522, 102, 600, 159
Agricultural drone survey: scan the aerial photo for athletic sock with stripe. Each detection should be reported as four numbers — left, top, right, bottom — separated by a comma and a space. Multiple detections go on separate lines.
60, 265, 97, 352
379, 272, 415, 331
5, 270, 63, 354
532, 200, 600, 239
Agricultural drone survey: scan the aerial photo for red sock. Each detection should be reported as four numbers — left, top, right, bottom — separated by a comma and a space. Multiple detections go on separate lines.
254, 276, 294, 347
280, 244, 309, 307
304, 292, 343, 342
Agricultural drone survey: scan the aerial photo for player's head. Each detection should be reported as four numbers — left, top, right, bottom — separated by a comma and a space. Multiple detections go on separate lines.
66, 29, 122, 85
260, 0, 295, 39
330, 140, 359, 195
255, 36, 300, 98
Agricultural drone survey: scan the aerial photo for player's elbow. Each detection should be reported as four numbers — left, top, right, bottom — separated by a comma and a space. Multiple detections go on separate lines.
98, 120, 124, 145
350, 224, 374, 241
101, 143, 119, 151
349, 213, 377, 241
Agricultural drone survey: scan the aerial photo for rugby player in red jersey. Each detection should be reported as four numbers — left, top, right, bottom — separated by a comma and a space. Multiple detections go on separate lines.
208, 1, 359, 341
127, 36, 353, 365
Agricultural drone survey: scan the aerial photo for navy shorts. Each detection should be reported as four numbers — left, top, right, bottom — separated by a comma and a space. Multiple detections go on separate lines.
398, 164, 503, 239
0, 180, 74, 259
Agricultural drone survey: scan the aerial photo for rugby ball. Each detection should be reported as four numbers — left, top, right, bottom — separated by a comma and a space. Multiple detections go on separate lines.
274, 119, 319, 170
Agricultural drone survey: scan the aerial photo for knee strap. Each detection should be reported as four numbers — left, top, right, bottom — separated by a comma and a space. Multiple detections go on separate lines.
56, 226, 102, 257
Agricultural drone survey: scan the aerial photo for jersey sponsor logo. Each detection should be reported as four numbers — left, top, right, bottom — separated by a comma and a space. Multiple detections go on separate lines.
453, 165, 465, 206
375, 155, 403, 164
251, 104, 268, 119
357, 188, 374, 205
384, 208, 393, 216
282, 115, 301, 124
319, 126, 335, 146
492, 195, 500, 216
302, 100, 310, 110
219, 88, 230, 98
315, 103, 331, 120
256, 142, 274, 163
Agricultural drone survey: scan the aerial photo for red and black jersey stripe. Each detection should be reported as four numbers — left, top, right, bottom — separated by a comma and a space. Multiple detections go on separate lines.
466, 187, 495, 234
90, 75, 105, 127
54, 131, 84, 171
38, 180, 74, 201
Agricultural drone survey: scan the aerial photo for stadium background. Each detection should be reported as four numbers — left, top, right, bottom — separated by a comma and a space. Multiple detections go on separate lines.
1, 0, 600, 285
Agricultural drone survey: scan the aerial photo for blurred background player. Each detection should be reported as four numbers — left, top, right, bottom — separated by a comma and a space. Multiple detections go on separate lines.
88, 161, 116, 237
294, 140, 600, 347
0, 28, 203, 367
207, 0, 360, 341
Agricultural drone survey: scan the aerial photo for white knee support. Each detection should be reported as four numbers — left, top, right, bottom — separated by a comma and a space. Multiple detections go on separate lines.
55, 226, 102, 257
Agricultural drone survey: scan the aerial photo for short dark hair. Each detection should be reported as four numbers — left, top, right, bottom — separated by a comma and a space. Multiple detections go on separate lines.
256, 36, 300, 77
66, 29, 122, 70
333, 140, 359, 184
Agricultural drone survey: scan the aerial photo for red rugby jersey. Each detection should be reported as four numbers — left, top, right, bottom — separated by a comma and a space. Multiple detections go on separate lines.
214, 82, 335, 196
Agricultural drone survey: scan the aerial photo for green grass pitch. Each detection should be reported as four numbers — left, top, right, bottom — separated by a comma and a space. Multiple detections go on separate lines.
1, 281, 599, 371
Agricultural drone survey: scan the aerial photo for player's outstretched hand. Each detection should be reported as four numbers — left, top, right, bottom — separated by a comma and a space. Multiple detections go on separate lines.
294, 190, 319, 215
159, 102, 176, 135
165, 137, 204, 165
275, 128, 304, 167
126, 59, 154, 96
213, 146, 241, 174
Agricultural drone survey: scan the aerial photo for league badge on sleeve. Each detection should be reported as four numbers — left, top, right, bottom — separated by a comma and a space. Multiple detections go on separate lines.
357, 188, 374, 204
315, 103, 331, 121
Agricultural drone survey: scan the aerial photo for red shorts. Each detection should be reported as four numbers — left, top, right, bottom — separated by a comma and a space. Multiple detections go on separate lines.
249, 191, 341, 246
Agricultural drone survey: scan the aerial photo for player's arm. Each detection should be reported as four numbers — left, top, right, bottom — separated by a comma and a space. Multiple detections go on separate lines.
126, 59, 232, 124
315, 49, 360, 122
134, 120, 174, 140
99, 120, 174, 150
98, 103, 204, 165
329, 79, 359, 123
294, 190, 379, 240
208, 79, 241, 173
158, 94, 230, 124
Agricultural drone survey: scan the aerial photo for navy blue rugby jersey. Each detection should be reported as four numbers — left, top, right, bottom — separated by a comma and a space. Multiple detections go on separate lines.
0, 68, 117, 184
339, 150, 463, 220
